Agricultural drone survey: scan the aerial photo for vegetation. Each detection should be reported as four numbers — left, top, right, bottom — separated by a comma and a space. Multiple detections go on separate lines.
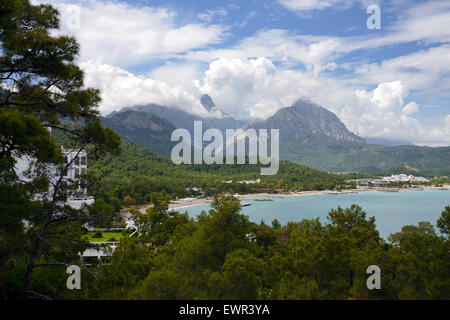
84, 232, 129, 243
282, 136, 450, 175
427, 176, 450, 186
0, 0, 120, 299
3, 194, 448, 300
92, 199, 450, 300
87, 140, 352, 207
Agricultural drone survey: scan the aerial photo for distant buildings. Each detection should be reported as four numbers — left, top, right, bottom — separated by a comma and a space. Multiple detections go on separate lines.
185, 187, 205, 195
354, 179, 390, 188
382, 174, 429, 183
351, 174, 429, 189
223, 179, 261, 184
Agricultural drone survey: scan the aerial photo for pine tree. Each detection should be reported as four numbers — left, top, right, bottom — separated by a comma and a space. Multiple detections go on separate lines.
0, 0, 121, 299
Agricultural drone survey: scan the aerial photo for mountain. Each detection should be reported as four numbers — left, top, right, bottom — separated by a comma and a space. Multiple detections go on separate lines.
120, 103, 248, 132
102, 97, 449, 175
280, 136, 450, 175
365, 137, 413, 146
121, 104, 198, 131
200, 94, 215, 112
200, 93, 230, 118
119, 96, 248, 133
101, 95, 248, 156
245, 98, 449, 175
100, 110, 176, 156
245, 98, 365, 143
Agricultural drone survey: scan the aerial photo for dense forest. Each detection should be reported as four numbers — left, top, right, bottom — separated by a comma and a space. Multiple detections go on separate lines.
87, 140, 366, 208
281, 136, 450, 175
2, 194, 449, 299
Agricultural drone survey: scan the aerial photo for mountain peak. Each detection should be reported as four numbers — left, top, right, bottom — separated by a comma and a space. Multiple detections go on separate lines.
200, 94, 216, 112
246, 99, 366, 144
290, 98, 325, 112
200, 94, 232, 119
295, 97, 314, 104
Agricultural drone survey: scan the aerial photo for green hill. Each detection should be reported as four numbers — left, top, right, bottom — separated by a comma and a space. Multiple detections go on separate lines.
104, 98, 450, 176
87, 141, 353, 207
281, 136, 450, 175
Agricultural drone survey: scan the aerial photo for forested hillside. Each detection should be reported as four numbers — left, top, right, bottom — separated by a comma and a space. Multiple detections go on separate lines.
104, 98, 450, 175
88, 141, 354, 208
281, 136, 450, 175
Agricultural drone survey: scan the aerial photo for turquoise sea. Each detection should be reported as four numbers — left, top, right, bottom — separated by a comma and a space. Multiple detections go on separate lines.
179, 189, 450, 239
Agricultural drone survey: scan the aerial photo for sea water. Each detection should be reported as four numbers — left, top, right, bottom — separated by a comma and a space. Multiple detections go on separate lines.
180, 189, 450, 239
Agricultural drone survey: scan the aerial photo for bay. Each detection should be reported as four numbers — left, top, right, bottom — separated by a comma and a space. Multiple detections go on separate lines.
179, 189, 450, 239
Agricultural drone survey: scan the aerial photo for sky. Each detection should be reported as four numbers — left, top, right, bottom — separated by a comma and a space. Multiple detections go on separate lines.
34, 0, 450, 146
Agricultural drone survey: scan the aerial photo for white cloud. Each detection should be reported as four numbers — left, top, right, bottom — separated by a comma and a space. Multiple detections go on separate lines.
80, 60, 206, 117
340, 81, 449, 145
49, 0, 224, 66
200, 57, 280, 119
277, 0, 356, 13
198, 58, 449, 144
446, 115, 450, 128
185, 1, 450, 76
418, 114, 450, 146
148, 63, 203, 88
199, 57, 353, 120
340, 81, 420, 140
186, 29, 343, 75
84, 55, 350, 121
81, 55, 449, 145
353, 45, 450, 96
197, 8, 228, 23
343, 1, 450, 52
35, 0, 449, 146
277, 0, 383, 16
389, 1, 450, 44
402, 102, 419, 115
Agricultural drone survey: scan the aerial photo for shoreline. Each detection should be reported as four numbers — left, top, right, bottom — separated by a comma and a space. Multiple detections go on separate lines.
128, 185, 448, 213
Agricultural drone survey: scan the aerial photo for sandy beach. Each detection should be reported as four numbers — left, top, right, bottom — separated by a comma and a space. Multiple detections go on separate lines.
125, 185, 448, 214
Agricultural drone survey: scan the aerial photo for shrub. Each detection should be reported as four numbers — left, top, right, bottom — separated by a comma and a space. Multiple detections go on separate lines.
92, 232, 103, 238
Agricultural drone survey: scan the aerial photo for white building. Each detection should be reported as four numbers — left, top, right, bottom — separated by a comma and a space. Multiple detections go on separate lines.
61, 147, 94, 207
81, 242, 118, 263
382, 174, 429, 183
14, 146, 94, 207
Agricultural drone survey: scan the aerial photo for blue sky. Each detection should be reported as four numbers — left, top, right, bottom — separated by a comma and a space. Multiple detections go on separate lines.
39, 0, 450, 146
